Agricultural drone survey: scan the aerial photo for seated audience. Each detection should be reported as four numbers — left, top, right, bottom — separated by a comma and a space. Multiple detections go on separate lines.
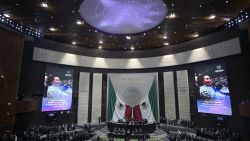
13, 123, 95, 141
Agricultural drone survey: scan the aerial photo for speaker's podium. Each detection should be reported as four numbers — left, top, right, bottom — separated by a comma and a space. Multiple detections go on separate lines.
107, 119, 156, 141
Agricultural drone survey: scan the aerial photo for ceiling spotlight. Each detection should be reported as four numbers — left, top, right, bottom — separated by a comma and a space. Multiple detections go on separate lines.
193, 33, 199, 38
163, 36, 168, 39
76, 20, 83, 25
209, 15, 216, 20
126, 36, 131, 40
72, 41, 77, 45
3, 14, 10, 18
99, 41, 103, 44
41, 2, 48, 8
98, 46, 102, 49
167, 13, 176, 19
223, 17, 231, 21
49, 27, 57, 31
164, 42, 169, 46
131, 46, 135, 50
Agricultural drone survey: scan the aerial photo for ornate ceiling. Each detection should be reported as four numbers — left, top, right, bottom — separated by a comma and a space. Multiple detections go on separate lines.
0, 0, 249, 50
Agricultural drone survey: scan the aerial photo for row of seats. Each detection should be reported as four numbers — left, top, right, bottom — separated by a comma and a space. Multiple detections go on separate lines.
160, 118, 194, 128
117, 118, 148, 124
160, 118, 241, 140
112, 127, 144, 135
11, 124, 95, 141
196, 127, 241, 141
107, 120, 155, 140
168, 132, 210, 141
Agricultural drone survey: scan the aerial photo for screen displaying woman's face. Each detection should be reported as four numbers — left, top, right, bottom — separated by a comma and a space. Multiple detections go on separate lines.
52, 77, 61, 85
203, 75, 212, 85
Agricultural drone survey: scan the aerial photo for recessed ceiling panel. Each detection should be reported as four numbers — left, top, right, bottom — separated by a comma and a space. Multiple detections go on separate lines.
80, 0, 167, 34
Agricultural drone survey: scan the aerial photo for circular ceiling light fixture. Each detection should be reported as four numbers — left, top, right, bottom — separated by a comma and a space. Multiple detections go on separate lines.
80, 0, 167, 35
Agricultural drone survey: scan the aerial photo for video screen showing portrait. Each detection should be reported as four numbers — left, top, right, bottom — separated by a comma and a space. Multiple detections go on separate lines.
41, 65, 73, 112
195, 63, 232, 116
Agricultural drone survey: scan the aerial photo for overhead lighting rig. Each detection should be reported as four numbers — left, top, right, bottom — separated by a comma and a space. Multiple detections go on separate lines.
0, 13, 44, 38
225, 10, 250, 29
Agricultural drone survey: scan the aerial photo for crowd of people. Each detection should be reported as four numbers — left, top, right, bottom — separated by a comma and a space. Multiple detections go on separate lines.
107, 119, 154, 140
12, 124, 95, 141
161, 126, 241, 141
108, 127, 149, 141
8, 120, 243, 141
196, 128, 241, 141
111, 127, 144, 135
168, 132, 210, 141
117, 118, 148, 125
159, 118, 241, 141
160, 118, 194, 128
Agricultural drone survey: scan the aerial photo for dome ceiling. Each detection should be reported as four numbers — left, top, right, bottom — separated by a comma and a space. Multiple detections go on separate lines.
80, 0, 167, 34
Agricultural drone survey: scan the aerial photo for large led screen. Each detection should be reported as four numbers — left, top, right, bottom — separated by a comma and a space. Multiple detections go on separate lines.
195, 63, 232, 116
41, 65, 73, 112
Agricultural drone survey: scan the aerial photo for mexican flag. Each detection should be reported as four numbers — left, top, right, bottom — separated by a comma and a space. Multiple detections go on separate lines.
107, 73, 158, 123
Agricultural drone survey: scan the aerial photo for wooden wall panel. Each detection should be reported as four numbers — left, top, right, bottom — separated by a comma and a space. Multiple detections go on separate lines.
15, 100, 37, 113
0, 27, 24, 136
239, 103, 250, 118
